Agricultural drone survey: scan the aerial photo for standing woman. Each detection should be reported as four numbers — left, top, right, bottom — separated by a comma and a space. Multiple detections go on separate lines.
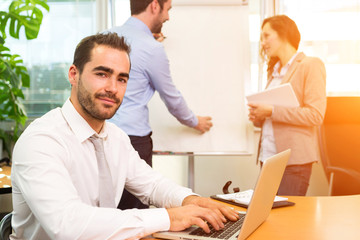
248, 15, 326, 196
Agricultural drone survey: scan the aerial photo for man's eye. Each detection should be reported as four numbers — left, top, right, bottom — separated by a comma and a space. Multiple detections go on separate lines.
118, 78, 127, 83
96, 72, 107, 77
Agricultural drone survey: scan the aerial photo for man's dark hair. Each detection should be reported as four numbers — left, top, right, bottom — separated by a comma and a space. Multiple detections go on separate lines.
73, 32, 130, 74
130, 0, 167, 15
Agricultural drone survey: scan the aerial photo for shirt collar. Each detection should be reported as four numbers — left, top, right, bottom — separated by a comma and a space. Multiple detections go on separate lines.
61, 99, 108, 143
272, 52, 299, 78
125, 16, 153, 37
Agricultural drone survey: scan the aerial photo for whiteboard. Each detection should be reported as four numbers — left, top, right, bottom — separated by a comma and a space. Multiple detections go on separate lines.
149, 0, 250, 153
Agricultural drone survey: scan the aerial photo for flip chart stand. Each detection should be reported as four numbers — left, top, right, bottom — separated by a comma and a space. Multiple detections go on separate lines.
153, 151, 195, 189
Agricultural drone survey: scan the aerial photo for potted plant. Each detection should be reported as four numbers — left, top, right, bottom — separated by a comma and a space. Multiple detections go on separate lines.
0, 0, 49, 160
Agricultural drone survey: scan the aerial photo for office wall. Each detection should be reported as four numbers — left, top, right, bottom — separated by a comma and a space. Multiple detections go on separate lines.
307, 157, 329, 196
153, 129, 260, 197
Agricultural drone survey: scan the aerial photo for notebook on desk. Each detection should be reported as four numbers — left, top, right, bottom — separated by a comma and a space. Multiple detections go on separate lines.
210, 189, 295, 209
153, 149, 291, 240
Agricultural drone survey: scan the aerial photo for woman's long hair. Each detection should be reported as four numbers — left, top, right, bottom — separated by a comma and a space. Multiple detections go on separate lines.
260, 15, 301, 79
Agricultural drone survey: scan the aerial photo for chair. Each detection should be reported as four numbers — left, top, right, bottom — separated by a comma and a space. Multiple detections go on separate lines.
0, 212, 12, 240
318, 96, 360, 196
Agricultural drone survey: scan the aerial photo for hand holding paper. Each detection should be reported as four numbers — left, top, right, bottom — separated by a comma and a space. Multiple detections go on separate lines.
246, 83, 300, 107
247, 83, 300, 124
248, 103, 273, 122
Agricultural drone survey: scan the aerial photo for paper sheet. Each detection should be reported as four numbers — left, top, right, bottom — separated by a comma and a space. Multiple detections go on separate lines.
246, 83, 300, 107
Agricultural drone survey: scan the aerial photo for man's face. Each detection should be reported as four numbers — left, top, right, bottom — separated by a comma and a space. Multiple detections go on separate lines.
69, 45, 130, 123
152, 0, 172, 33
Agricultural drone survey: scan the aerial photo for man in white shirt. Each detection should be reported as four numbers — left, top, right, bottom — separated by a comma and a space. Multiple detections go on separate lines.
10, 33, 239, 240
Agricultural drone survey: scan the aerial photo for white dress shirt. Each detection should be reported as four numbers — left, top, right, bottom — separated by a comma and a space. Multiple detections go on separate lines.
259, 53, 298, 162
11, 99, 194, 240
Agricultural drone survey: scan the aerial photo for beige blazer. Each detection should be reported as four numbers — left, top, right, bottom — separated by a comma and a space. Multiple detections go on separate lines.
261, 52, 327, 165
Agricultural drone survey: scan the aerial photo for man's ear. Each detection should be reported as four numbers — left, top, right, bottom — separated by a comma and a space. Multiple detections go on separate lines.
149, 0, 159, 14
68, 65, 78, 87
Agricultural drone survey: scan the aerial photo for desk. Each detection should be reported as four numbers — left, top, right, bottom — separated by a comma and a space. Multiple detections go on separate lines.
148, 195, 360, 240
0, 165, 11, 194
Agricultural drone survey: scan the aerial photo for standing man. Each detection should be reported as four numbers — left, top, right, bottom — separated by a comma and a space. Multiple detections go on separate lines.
11, 32, 239, 240
108, 0, 213, 210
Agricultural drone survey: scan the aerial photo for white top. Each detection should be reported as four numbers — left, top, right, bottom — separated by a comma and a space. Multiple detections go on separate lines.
11, 99, 194, 240
259, 53, 298, 162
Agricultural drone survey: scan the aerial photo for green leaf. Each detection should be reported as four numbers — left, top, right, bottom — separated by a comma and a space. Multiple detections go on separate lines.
32, 0, 50, 12
25, 18, 41, 39
0, 45, 10, 52
20, 70, 30, 87
7, 0, 49, 40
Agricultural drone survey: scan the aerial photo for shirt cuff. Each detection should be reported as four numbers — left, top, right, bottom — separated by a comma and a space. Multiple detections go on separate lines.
189, 115, 198, 128
173, 189, 199, 207
142, 208, 171, 233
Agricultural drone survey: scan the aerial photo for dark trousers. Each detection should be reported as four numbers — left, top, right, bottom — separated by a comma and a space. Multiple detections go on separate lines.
277, 163, 313, 196
117, 133, 153, 210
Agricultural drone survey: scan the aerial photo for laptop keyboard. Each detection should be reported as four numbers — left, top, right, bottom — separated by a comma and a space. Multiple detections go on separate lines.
189, 213, 246, 239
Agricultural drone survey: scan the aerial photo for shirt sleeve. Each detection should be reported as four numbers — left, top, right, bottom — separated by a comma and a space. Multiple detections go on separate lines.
122, 144, 196, 209
272, 57, 327, 127
146, 44, 198, 128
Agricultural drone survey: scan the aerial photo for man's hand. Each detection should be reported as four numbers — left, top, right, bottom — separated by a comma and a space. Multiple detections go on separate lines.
182, 196, 239, 222
167, 204, 224, 233
166, 196, 239, 233
194, 116, 213, 133
153, 32, 166, 42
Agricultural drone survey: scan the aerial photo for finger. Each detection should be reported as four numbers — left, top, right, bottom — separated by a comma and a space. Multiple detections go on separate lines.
192, 217, 211, 233
212, 208, 227, 223
220, 207, 240, 221
200, 209, 225, 230
209, 201, 240, 221
213, 203, 238, 221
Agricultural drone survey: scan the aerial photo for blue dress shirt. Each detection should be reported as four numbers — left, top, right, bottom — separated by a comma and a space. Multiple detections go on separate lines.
108, 17, 198, 137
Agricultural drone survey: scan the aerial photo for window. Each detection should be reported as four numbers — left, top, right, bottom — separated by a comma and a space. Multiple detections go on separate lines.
248, 0, 263, 93
2, 0, 97, 118
1, 0, 133, 118
278, 0, 360, 96
112, 0, 131, 26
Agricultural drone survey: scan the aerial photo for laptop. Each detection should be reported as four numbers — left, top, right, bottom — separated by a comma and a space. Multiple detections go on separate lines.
153, 149, 291, 240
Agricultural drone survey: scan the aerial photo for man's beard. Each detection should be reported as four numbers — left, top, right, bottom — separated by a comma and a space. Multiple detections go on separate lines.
152, 22, 163, 34
77, 77, 121, 120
